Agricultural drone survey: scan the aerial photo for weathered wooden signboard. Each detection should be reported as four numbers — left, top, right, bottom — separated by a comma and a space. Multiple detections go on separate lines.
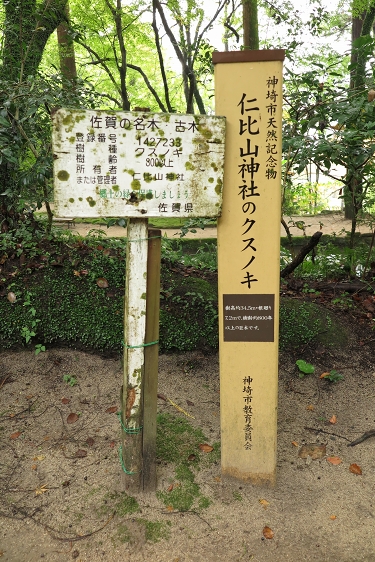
214, 50, 284, 486
52, 109, 225, 218
52, 109, 225, 492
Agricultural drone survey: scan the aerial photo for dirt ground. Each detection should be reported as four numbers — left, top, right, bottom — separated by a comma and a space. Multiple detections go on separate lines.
2, 324, 375, 562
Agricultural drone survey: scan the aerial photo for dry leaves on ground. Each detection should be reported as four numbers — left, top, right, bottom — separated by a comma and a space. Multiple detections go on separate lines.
263, 526, 274, 539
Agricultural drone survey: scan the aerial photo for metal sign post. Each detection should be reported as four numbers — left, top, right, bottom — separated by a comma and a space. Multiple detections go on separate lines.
52, 109, 225, 491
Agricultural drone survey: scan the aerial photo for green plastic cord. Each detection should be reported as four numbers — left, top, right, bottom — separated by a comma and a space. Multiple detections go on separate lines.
118, 445, 139, 475
116, 412, 143, 434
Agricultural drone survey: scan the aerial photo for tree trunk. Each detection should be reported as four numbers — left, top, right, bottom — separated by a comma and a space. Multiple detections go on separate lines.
56, 2, 77, 84
345, 7, 375, 221
243, 0, 259, 50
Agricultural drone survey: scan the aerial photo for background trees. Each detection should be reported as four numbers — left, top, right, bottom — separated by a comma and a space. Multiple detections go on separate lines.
2, 0, 375, 240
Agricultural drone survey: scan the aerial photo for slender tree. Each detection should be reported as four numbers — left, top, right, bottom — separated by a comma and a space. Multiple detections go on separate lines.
243, 0, 259, 49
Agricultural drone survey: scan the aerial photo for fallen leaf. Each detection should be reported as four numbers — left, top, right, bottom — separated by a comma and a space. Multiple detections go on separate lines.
166, 505, 174, 512
73, 270, 81, 277
61, 398, 70, 405
126, 388, 136, 419
25, 394, 33, 400
33, 455, 45, 461
43, 436, 50, 441
167, 484, 174, 492
330, 515, 337, 520
96, 277, 108, 288
35, 484, 48, 496
109, 441, 115, 448
7, 292, 16, 303
362, 299, 375, 313
186, 400, 195, 406
327, 456, 342, 465
86, 437, 95, 447
105, 406, 118, 414
306, 405, 315, 411
329, 415, 337, 424
320, 372, 330, 379
298, 443, 326, 460
291, 441, 299, 447
263, 526, 274, 539
67, 413, 79, 424
349, 463, 362, 475
214, 476, 221, 482
199, 443, 214, 453
31, 464, 37, 470
187, 454, 196, 461
259, 499, 270, 508
10, 431, 21, 440
157, 393, 167, 401
74, 449, 87, 458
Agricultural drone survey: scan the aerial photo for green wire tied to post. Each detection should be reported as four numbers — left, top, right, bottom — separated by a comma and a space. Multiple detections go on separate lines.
118, 445, 140, 475
116, 412, 143, 435
123, 340, 159, 349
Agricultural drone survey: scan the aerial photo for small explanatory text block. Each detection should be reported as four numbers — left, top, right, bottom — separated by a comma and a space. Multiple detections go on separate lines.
223, 294, 275, 342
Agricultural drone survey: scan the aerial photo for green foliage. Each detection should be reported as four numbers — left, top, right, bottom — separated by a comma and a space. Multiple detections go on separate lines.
97, 491, 139, 517
63, 374, 77, 387
20, 291, 46, 355
281, 239, 375, 281
323, 369, 344, 383
139, 519, 171, 543
296, 360, 315, 377
282, 181, 326, 216
162, 239, 217, 271
279, 298, 348, 350
156, 413, 213, 512
156, 413, 206, 463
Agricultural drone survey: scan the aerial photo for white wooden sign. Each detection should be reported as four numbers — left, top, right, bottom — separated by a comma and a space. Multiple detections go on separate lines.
52, 109, 225, 218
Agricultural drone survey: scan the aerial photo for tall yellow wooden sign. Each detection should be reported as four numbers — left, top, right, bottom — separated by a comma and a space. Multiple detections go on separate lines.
213, 50, 284, 485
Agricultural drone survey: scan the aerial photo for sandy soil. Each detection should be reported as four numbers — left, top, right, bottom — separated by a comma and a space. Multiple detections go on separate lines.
1, 332, 375, 562
61, 213, 375, 239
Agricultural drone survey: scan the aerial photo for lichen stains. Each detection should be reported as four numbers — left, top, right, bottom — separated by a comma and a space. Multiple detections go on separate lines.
69, 198, 75, 203
208, 177, 214, 183
62, 114, 73, 126
145, 192, 153, 199
211, 163, 218, 172
86, 196, 96, 207
131, 179, 141, 191
140, 292, 147, 299
215, 178, 223, 195
112, 185, 119, 192
185, 161, 195, 171
198, 127, 213, 139
57, 170, 69, 181
78, 197, 83, 201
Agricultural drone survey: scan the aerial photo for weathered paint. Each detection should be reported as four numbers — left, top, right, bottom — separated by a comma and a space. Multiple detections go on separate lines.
123, 219, 148, 427
51, 109, 225, 219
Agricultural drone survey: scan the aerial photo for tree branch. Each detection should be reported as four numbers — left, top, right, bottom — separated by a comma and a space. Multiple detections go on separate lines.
152, 1, 173, 112
127, 64, 167, 112
281, 231, 323, 278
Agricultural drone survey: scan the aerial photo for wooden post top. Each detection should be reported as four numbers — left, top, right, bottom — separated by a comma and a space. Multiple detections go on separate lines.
212, 50, 285, 64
